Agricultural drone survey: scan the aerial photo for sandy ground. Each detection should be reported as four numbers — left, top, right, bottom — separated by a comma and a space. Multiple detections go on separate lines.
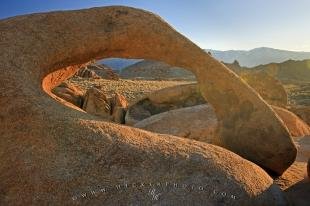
67, 77, 196, 104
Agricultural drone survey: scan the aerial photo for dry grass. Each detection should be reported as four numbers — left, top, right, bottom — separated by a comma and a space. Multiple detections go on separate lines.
67, 76, 195, 104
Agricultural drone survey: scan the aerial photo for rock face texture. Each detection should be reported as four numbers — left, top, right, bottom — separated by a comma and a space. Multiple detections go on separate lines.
111, 92, 129, 123
289, 106, 310, 126
87, 63, 120, 80
76, 66, 101, 79
134, 104, 218, 143
274, 161, 310, 206
240, 71, 288, 107
82, 87, 112, 119
307, 158, 310, 179
133, 103, 307, 153
51, 82, 84, 107
121, 59, 195, 80
0, 6, 294, 205
127, 80, 296, 175
125, 83, 206, 125
272, 106, 310, 137
294, 136, 310, 162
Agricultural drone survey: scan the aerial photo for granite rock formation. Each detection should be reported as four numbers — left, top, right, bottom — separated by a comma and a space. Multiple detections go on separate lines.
240, 71, 288, 107
82, 87, 112, 120
125, 83, 206, 125
134, 104, 218, 143
75, 66, 101, 79
272, 106, 310, 137
0, 6, 294, 205
51, 82, 84, 108
87, 63, 120, 80
289, 106, 310, 125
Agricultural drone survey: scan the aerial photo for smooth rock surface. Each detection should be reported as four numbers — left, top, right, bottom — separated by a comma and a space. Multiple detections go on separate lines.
240, 71, 288, 107
288, 105, 310, 126
134, 104, 218, 143
272, 106, 310, 137
127, 76, 296, 174
0, 6, 292, 205
126, 83, 207, 125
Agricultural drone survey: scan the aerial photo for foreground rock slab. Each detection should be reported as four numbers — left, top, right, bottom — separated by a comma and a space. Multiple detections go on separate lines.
134, 103, 307, 161
134, 104, 218, 143
0, 6, 293, 205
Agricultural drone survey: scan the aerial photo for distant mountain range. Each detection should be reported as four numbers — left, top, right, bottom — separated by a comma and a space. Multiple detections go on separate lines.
98, 58, 142, 70
206, 47, 310, 67
225, 59, 310, 83
98, 47, 310, 70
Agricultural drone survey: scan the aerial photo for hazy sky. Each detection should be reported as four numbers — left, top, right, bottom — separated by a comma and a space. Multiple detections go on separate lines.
1, 0, 310, 51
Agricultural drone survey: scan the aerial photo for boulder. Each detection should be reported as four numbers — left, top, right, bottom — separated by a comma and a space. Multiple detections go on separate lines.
274, 162, 310, 206
294, 136, 310, 162
288, 105, 310, 126
1, 6, 293, 205
52, 82, 84, 107
125, 83, 206, 125
87, 64, 120, 80
272, 106, 310, 137
128, 80, 296, 174
111, 93, 128, 123
134, 104, 308, 150
240, 71, 288, 107
75, 66, 101, 79
274, 161, 307, 190
82, 87, 112, 119
134, 104, 218, 143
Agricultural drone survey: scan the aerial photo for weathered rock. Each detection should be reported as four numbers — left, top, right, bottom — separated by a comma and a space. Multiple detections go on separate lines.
125, 83, 206, 125
134, 104, 218, 143
288, 105, 310, 126
308, 158, 310, 179
0, 6, 292, 205
82, 87, 112, 119
128, 80, 296, 174
134, 103, 307, 149
274, 162, 310, 206
240, 71, 288, 107
111, 92, 128, 123
88, 63, 120, 80
294, 136, 310, 162
52, 82, 84, 107
76, 66, 101, 79
272, 106, 310, 137
274, 161, 307, 190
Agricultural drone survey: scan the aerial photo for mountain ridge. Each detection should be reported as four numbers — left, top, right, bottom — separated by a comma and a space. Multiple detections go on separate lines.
206, 47, 310, 67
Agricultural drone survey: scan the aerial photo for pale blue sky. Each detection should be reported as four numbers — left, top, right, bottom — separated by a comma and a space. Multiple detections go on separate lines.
1, 0, 310, 51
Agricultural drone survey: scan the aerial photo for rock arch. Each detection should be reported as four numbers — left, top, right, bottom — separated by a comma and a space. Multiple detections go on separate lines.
0, 6, 295, 205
